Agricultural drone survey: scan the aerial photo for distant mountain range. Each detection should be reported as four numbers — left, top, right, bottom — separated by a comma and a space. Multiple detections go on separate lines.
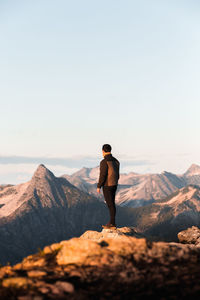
0, 165, 108, 265
62, 163, 200, 207
123, 184, 200, 241
0, 164, 200, 265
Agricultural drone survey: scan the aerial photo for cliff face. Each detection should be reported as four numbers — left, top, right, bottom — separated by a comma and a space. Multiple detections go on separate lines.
0, 226, 200, 299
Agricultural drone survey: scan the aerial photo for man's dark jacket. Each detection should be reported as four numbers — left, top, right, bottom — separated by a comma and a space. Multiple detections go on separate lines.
97, 154, 120, 188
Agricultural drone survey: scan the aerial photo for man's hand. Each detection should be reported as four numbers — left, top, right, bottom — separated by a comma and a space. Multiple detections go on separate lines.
97, 188, 101, 194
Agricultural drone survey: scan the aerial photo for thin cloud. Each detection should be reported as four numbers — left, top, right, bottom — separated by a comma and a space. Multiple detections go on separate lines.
0, 155, 99, 168
0, 155, 155, 169
119, 159, 155, 167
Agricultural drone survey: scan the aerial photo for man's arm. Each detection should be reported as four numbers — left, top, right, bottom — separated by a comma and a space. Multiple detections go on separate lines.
97, 160, 108, 189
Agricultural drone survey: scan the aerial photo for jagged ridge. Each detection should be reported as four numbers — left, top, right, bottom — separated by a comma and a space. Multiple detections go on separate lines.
62, 163, 200, 207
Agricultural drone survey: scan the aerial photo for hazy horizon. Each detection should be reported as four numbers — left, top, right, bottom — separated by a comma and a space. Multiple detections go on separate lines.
0, 154, 199, 185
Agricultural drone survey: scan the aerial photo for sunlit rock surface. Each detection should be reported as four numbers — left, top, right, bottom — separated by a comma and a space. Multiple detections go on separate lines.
0, 227, 200, 299
80, 226, 145, 241
178, 226, 200, 246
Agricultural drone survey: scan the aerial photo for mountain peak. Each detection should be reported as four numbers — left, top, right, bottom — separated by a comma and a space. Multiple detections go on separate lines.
184, 164, 200, 176
32, 164, 55, 180
71, 166, 98, 179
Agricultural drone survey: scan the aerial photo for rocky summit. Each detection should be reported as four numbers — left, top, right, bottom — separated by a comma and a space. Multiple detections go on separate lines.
177, 226, 200, 246
80, 226, 146, 241
0, 226, 200, 300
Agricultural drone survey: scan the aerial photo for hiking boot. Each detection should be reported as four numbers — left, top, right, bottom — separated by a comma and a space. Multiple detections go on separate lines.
102, 223, 117, 229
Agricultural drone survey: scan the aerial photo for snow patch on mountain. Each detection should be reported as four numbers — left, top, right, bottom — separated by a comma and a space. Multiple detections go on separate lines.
0, 182, 30, 217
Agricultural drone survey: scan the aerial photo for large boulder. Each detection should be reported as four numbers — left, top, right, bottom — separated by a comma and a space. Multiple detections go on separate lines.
178, 226, 200, 246
0, 227, 200, 299
80, 226, 145, 241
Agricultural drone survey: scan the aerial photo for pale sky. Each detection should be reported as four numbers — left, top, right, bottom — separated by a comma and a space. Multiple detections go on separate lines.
0, 0, 200, 183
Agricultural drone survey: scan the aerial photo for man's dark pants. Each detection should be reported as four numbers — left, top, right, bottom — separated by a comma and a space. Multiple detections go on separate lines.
102, 185, 117, 225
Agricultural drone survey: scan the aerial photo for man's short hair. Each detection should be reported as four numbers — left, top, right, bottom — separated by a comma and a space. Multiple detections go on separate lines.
102, 144, 112, 152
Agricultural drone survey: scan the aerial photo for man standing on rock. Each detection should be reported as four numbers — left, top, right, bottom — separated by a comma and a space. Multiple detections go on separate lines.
97, 144, 120, 229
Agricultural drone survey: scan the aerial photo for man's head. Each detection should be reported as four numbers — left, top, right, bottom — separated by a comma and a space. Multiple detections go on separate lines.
102, 144, 112, 157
